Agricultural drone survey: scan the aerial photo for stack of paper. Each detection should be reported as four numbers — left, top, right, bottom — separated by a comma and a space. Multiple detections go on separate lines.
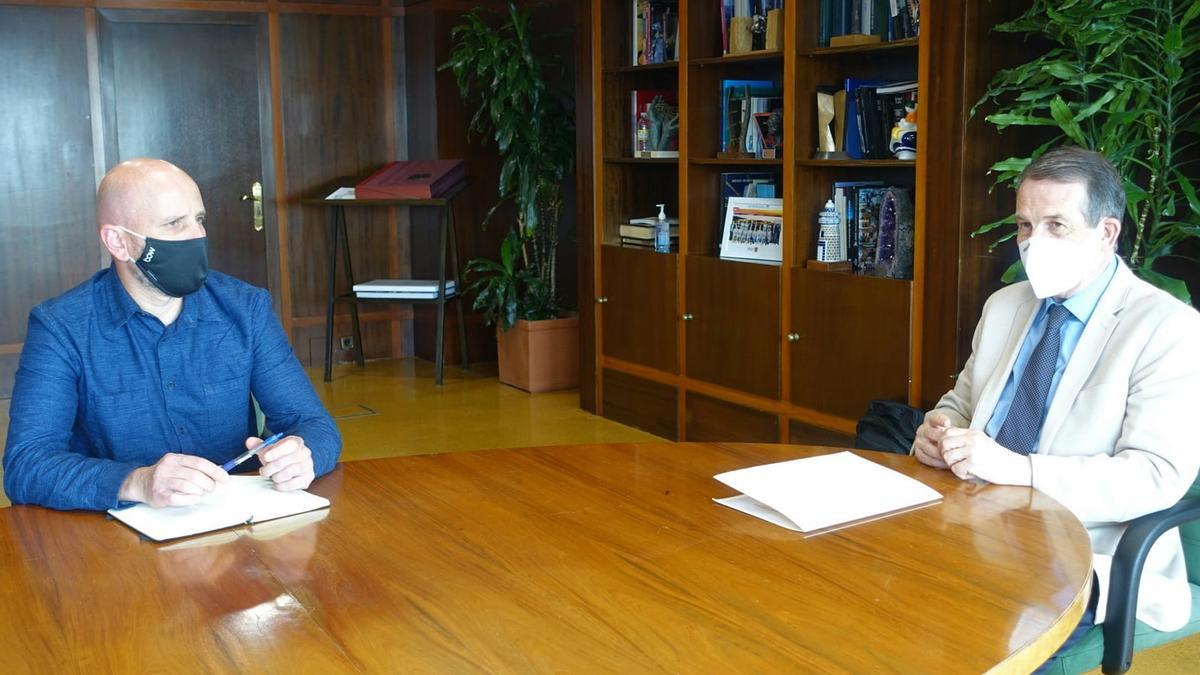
713, 451, 941, 535
108, 476, 331, 542
353, 279, 456, 299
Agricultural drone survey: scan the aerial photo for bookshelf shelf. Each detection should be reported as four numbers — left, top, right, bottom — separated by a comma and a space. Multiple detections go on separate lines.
603, 61, 680, 75
795, 159, 916, 168
689, 50, 784, 67
603, 157, 680, 165
691, 157, 784, 166
802, 37, 919, 57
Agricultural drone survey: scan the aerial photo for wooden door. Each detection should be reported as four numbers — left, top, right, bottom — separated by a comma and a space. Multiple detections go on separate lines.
98, 11, 276, 294
600, 245, 678, 373
684, 256, 781, 400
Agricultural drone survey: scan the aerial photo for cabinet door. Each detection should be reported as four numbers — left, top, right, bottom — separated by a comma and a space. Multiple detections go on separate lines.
789, 269, 911, 420
685, 256, 781, 399
600, 245, 678, 373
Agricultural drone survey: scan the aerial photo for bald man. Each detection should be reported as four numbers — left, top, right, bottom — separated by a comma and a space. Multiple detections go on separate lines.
4, 159, 341, 511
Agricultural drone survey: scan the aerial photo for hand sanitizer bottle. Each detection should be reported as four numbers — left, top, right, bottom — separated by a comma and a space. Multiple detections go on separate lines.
654, 203, 670, 253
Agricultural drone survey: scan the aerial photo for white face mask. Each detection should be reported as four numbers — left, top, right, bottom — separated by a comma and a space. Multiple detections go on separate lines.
1018, 235, 1098, 299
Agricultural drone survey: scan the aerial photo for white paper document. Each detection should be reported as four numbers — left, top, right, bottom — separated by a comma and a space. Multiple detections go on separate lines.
713, 451, 941, 535
326, 186, 356, 200
108, 476, 331, 542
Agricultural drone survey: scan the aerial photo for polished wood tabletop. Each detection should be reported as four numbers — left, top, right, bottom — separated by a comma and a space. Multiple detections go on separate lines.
0, 443, 1092, 673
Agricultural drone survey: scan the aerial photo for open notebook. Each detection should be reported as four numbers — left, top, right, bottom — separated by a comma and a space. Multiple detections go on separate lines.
713, 451, 941, 536
108, 475, 331, 542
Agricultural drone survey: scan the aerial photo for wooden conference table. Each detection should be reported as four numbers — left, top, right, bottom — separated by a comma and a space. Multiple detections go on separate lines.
0, 443, 1092, 673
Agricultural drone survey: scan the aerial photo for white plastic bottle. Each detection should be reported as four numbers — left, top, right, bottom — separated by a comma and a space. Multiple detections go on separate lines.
654, 203, 671, 253
817, 199, 841, 262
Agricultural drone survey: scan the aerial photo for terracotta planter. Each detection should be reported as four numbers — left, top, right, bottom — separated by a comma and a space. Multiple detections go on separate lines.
496, 315, 579, 393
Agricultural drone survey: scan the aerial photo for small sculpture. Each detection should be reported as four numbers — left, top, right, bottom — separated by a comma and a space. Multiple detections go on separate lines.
647, 95, 679, 152
889, 103, 917, 160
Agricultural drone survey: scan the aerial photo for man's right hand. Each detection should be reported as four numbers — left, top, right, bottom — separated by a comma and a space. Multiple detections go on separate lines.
912, 412, 954, 469
118, 453, 229, 508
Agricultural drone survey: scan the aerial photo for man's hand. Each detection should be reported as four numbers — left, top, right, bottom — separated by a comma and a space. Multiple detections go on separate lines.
939, 428, 1032, 486
912, 412, 954, 469
119, 453, 229, 508
249, 435, 315, 491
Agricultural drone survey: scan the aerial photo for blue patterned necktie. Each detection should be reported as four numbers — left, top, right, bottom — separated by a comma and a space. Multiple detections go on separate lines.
995, 303, 1071, 456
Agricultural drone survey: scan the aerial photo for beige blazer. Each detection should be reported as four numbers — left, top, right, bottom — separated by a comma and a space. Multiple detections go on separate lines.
931, 260, 1200, 631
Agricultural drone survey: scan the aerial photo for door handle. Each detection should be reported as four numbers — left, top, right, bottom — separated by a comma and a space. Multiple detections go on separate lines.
682, 313, 694, 321
241, 181, 263, 232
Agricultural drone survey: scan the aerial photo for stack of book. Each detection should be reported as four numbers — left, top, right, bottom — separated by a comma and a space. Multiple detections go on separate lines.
620, 216, 679, 251
826, 79, 916, 160
819, 0, 919, 47
822, 181, 913, 279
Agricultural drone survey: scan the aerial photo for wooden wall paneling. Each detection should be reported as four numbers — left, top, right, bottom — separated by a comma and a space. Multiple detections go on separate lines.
577, 0, 595, 411
788, 418, 855, 448
600, 245, 678, 373
684, 392, 778, 443
405, 5, 507, 366
279, 13, 399, 358
684, 255, 781, 400
789, 268, 910, 422
0, 6, 97, 364
601, 368, 677, 440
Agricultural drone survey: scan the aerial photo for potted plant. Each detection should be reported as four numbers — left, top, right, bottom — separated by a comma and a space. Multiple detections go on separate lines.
442, 1, 578, 392
971, 0, 1200, 303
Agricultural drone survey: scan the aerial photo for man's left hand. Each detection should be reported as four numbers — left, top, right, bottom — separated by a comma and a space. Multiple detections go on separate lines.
245, 435, 315, 491
939, 428, 1032, 487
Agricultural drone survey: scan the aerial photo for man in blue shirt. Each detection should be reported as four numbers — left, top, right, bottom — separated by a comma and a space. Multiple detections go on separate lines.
910, 147, 1200, 663
4, 158, 341, 511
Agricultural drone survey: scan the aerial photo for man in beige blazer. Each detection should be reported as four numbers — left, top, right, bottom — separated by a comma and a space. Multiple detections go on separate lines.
912, 148, 1200, 643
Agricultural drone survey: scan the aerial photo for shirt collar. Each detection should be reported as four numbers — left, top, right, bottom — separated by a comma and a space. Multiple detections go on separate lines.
1047, 254, 1119, 324
99, 266, 209, 331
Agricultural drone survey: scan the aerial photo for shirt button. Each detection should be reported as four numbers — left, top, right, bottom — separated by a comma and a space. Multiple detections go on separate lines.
177, 427, 185, 434
166, 381, 175, 390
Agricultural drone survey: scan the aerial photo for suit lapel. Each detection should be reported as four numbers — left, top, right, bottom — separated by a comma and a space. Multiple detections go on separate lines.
1037, 263, 1133, 453
971, 295, 1041, 429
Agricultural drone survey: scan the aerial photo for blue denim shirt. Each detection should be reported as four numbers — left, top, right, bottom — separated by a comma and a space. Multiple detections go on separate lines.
3, 268, 342, 511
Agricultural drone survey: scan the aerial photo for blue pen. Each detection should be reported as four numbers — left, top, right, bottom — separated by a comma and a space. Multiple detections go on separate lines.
222, 432, 285, 472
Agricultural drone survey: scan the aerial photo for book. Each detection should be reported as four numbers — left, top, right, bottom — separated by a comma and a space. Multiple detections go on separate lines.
713, 450, 941, 535
356, 160, 465, 199
634, 0, 679, 65
842, 78, 889, 159
719, 196, 783, 264
719, 80, 779, 154
720, 171, 781, 230
832, 180, 884, 264
620, 223, 679, 239
631, 89, 680, 157
108, 475, 331, 542
353, 279, 456, 299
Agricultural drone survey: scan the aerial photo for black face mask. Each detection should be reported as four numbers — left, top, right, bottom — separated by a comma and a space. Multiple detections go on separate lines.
118, 226, 209, 297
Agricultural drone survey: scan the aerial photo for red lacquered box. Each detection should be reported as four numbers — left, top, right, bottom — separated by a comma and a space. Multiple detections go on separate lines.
356, 160, 465, 199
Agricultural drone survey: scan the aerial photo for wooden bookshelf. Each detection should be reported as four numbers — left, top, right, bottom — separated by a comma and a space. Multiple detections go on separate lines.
582, 1, 1026, 443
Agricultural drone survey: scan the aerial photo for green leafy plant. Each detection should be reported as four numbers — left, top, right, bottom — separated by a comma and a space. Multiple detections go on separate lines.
464, 230, 558, 331
441, 2, 575, 328
972, 0, 1200, 302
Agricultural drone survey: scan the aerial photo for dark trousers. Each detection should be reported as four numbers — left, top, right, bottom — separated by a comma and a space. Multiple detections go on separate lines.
1035, 571, 1101, 674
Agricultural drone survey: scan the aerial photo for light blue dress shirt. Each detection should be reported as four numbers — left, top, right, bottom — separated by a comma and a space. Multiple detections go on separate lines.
985, 255, 1118, 450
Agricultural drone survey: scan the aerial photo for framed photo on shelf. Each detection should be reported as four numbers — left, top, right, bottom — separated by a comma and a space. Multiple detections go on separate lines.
719, 197, 783, 264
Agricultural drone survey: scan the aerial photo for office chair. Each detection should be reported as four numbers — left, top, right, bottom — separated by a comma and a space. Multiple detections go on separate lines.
1048, 474, 1200, 674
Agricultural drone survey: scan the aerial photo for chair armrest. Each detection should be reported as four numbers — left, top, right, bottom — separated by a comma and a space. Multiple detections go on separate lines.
1102, 497, 1200, 674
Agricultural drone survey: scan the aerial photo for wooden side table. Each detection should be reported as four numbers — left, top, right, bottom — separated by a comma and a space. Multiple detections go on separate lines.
301, 177, 470, 385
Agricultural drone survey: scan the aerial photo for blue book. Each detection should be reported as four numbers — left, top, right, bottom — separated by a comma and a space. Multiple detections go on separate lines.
721, 171, 782, 224
842, 78, 889, 159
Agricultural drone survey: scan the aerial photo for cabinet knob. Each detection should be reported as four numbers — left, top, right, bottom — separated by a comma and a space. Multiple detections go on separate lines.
596, 296, 608, 304
786, 332, 802, 342
682, 313, 694, 321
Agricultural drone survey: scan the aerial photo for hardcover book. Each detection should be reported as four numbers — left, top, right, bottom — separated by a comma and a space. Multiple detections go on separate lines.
356, 160, 465, 199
